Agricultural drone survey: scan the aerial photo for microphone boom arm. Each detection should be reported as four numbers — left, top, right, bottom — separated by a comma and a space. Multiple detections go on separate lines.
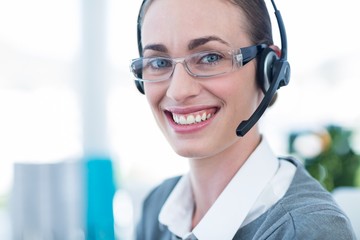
236, 60, 289, 137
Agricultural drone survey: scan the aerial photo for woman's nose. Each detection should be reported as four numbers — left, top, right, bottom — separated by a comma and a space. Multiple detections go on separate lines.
166, 63, 201, 102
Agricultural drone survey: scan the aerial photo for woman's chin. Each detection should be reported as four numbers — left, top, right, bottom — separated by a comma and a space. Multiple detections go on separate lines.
171, 145, 208, 159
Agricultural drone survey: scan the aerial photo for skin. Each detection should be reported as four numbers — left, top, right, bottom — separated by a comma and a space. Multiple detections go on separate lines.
141, 0, 268, 228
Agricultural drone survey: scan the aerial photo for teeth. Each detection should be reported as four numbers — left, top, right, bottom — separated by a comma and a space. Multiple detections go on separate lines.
172, 111, 213, 125
195, 115, 202, 123
187, 115, 195, 124
202, 112, 207, 121
179, 116, 186, 124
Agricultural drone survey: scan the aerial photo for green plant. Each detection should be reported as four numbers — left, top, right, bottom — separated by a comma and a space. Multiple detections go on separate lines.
289, 125, 360, 192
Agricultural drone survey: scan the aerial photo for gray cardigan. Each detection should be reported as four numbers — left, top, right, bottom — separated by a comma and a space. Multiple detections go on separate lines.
136, 158, 356, 239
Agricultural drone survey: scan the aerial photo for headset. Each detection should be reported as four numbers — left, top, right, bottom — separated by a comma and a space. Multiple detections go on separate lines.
134, 0, 290, 137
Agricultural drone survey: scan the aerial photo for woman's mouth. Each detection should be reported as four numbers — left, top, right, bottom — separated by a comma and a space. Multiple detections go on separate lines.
166, 108, 218, 126
172, 111, 213, 125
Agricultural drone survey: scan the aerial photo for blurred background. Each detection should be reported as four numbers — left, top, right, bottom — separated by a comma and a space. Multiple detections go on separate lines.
0, 0, 360, 239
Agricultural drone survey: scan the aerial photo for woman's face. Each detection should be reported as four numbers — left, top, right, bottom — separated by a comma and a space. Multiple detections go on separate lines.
141, 0, 262, 159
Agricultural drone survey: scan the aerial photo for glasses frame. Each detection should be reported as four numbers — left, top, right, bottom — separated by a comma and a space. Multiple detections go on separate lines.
130, 44, 266, 82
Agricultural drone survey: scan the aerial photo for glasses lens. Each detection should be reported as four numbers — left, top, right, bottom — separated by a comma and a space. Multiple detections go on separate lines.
131, 59, 144, 79
131, 57, 174, 82
187, 51, 233, 77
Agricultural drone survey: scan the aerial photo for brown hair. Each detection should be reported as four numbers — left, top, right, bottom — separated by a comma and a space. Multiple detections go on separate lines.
230, 0, 273, 46
136, 0, 274, 56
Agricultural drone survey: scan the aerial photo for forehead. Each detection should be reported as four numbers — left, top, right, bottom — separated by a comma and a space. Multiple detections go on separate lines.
141, 0, 250, 51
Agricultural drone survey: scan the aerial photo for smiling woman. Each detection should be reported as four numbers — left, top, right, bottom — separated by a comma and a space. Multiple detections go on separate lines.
1, 0, 360, 239
130, 0, 357, 239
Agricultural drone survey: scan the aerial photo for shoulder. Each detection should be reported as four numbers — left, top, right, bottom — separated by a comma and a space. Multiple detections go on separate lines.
236, 157, 356, 239
141, 176, 181, 226
136, 176, 181, 240
281, 158, 356, 238
142, 176, 181, 209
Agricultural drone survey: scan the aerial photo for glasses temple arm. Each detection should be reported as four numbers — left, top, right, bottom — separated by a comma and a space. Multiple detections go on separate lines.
241, 44, 267, 65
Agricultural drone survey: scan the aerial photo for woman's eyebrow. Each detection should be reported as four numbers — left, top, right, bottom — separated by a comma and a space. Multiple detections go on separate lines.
188, 36, 230, 50
143, 44, 168, 53
143, 36, 230, 53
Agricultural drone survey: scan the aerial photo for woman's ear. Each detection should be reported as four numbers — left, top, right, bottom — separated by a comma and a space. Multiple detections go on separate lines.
269, 45, 281, 58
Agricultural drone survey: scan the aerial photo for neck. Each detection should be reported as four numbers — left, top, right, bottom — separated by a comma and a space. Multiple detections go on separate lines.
189, 132, 261, 228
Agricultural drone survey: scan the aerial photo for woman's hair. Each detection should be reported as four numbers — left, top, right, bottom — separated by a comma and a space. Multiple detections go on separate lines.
136, 0, 274, 56
230, 0, 273, 46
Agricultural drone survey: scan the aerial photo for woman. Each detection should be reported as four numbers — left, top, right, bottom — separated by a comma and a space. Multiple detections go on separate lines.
130, 0, 356, 239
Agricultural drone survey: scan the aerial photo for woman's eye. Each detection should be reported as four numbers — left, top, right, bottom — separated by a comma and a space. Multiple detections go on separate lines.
149, 58, 172, 69
200, 53, 223, 64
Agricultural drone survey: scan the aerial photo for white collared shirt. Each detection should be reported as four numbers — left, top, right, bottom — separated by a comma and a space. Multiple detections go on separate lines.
158, 138, 296, 240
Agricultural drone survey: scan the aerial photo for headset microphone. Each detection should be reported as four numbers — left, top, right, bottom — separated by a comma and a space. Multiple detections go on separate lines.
236, 0, 290, 137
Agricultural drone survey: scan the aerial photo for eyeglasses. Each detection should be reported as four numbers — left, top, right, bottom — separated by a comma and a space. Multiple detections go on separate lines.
130, 44, 266, 82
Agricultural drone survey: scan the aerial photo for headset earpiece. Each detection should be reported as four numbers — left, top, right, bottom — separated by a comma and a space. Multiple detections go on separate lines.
135, 80, 145, 94
237, 46, 289, 137
257, 47, 279, 93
